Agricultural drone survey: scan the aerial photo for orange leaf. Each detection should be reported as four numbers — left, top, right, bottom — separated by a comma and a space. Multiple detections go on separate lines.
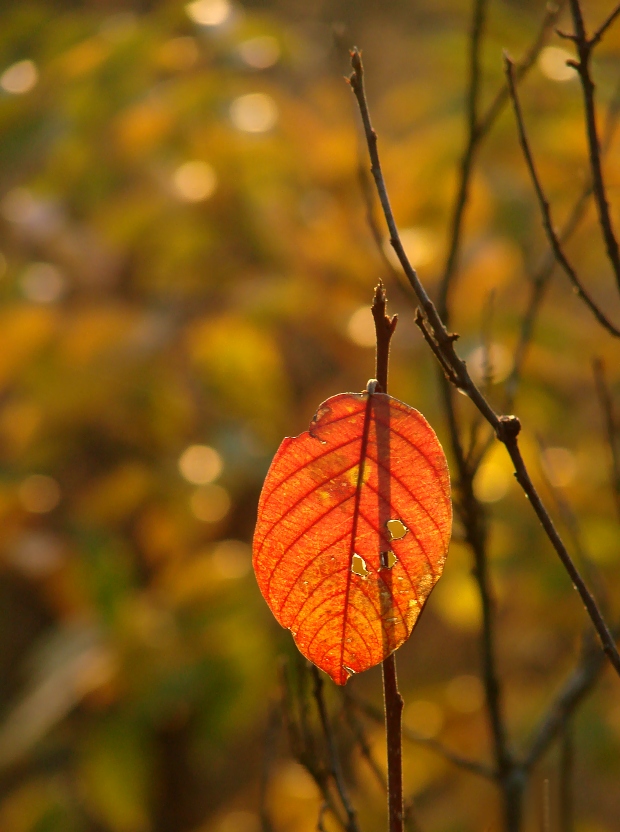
253, 389, 452, 685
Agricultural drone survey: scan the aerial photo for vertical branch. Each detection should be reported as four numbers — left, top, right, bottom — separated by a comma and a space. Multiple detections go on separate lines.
559, 725, 574, 832
348, 41, 620, 682
311, 666, 360, 832
437, 0, 488, 324
523, 633, 606, 771
281, 659, 349, 832
566, 0, 620, 290
592, 358, 620, 521
542, 778, 551, 832
381, 655, 404, 832
504, 55, 620, 336
259, 705, 280, 832
342, 692, 387, 790
371, 282, 404, 832
421, 0, 518, 824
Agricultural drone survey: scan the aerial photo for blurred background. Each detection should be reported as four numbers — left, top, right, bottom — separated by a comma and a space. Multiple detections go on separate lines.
0, 1, 620, 830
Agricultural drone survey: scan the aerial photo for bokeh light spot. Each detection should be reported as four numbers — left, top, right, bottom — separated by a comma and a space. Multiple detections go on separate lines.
1, 188, 37, 224
159, 36, 200, 71
540, 446, 576, 488
277, 761, 318, 799
217, 811, 260, 832
539, 47, 576, 82
186, 0, 231, 27
384, 226, 438, 269
404, 699, 444, 739
467, 342, 511, 385
18, 475, 61, 513
434, 570, 482, 631
179, 444, 223, 484
190, 484, 230, 522
230, 93, 278, 133
445, 674, 484, 713
211, 539, 251, 579
8, 532, 65, 578
347, 306, 376, 347
20, 262, 66, 303
173, 160, 217, 202
238, 36, 280, 69
474, 460, 511, 503
1, 60, 38, 94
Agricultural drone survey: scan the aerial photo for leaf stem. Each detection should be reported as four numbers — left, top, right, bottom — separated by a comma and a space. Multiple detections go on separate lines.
371, 282, 404, 832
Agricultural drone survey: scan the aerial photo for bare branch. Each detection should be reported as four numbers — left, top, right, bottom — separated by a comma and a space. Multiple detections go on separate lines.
414, 311, 460, 386
504, 54, 620, 337
559, 725, 574, 832
342, 693, 386, 791
503, 185, 592, 407
587, 2, 620, 49
357, 162, 401, 281
348, 47, 620, 678
371, 283, 405, 832
593, 358, 620, 522
311, 666, 361, 832
568, 0, 620, 290
350, 695, 495, 780
477, 3, 566, 137
522, 634, 606, 770
501, 75, 620, 415
281, 660, 349, 832
437, 1, 565, 322
259, 704, 280, 832
437, 0, 488, 324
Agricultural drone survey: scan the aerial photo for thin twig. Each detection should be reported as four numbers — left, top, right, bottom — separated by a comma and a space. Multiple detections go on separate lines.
371, 282, 404, 832
566, 0, 620, 290
522, 634, 606, 771
311, 666, 361, 832
428, 9, 514, 798
559, 724, 574, 832
535, 434, 610, 613
478, 3, 566, 137
317, 802, 329, 832
357, 163, 401, 281
281, 659, 348, 832
414, 310, 459, 386
502, 184, 593, 408
542, 778, 551, 832
504, 55, 620, 337
437, 1, 564, 322
590, 2, 620, 47
490, 76, 620, 456
592, 357, 620, 522
465, 291, 497, 466
351, 695, 495, 780
437, 0, 488, 324
348, 46, 620, 678
259, 704, 280, 832
343, 692, 387, 790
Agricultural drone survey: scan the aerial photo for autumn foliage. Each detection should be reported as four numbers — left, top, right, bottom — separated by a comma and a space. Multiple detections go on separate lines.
253, 389, 451, 684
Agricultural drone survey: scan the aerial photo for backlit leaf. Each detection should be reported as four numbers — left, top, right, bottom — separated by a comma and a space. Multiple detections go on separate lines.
253, 389, 452, 684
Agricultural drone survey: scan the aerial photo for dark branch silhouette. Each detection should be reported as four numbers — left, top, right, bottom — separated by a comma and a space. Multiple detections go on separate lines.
348, 43, 620, 681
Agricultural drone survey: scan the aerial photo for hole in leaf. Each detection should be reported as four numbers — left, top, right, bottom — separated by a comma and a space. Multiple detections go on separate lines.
351, 553, 370, 578
387, 519, 408, 540
343, 665, 356, 675
379, 550, 398, 569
